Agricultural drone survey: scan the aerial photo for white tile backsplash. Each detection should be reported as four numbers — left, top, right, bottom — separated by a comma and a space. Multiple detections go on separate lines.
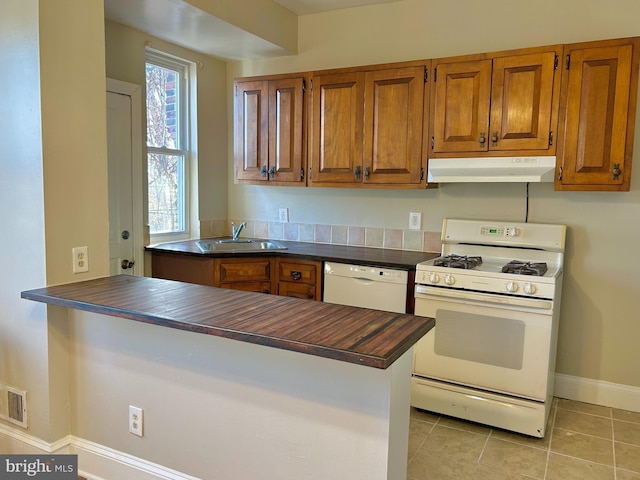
201, 219, 441, 252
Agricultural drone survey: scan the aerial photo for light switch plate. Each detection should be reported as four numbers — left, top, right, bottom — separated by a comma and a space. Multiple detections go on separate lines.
409, 212, 422, 230
279, 208, 289, 223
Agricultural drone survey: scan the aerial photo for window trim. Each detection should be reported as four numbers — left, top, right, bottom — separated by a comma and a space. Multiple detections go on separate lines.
145, 50, 195, 242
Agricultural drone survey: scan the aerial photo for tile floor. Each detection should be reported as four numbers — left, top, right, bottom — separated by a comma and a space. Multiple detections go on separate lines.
408, 397, 640, 480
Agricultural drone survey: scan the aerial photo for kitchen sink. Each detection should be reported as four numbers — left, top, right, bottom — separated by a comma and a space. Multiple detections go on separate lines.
195, 239, 288, 253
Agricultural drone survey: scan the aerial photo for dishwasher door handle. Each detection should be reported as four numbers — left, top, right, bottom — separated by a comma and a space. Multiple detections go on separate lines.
352, 276, 375, 283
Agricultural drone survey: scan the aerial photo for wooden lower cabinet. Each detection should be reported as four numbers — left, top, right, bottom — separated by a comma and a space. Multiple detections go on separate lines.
276, 258, 322, 301
151, 253, 215, 286
150, 253, 322, 300
215, 257, 276, 294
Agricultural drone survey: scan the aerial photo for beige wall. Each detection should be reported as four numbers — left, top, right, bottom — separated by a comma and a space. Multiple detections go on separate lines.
227, 0, 640, 389
0, 0, 108, 441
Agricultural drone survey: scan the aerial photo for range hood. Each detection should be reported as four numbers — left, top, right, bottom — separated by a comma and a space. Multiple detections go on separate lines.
427, 156, 556, 183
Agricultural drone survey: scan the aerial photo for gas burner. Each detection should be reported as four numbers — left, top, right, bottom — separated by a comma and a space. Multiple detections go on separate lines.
434, 255, 483, 269
502, 260, 548, 276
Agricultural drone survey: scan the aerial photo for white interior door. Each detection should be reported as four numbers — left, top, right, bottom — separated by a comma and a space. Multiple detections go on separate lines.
107, 79, 143, 276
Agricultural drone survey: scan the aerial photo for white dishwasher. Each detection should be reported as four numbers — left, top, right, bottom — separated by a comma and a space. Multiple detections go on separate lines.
323, 262, 409, 313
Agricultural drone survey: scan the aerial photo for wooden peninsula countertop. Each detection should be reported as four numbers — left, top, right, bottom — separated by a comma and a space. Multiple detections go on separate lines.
21, 275, 434, 369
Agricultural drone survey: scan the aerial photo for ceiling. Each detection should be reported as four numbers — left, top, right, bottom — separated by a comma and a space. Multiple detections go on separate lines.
103, 0, 405, 60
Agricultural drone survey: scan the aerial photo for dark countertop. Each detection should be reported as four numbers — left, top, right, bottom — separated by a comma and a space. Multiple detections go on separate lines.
21, 275, 435, 369
145, 238, 440, 270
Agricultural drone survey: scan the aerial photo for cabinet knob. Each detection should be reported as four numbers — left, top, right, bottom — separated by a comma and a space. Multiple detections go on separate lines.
268, 166, 275, 178
364, 166, 370, 179
354, 165, 361, 179
290, 271, 302, 281
260, 165, 267, 177
479, 132, 486, 147
491, 132, 498, 146
612, 163, 621, 180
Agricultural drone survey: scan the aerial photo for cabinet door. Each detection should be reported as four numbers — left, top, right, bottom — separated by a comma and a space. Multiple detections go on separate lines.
363, 66, 427, 185
234, 80, 269, 181
215, 257, 274, 287
309, 72, 365, 184
276, 258, 321, 301
490, 50, 560, 152
278, 282, 317, 300
556, 39, 639, 191
151, 253, 215, 286
268, 77, 305, 183
431, 59, 492, 154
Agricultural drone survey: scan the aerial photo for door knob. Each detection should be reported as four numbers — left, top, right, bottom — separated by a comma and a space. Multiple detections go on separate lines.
121, 259, 135, 269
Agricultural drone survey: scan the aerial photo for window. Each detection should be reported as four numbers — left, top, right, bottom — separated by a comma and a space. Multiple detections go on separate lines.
145, 52, 191, 237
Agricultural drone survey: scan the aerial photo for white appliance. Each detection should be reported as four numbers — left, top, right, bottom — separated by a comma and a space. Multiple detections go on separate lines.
427, 156, 556, 183
411, 218, 566, 437
323, 262, 408, 313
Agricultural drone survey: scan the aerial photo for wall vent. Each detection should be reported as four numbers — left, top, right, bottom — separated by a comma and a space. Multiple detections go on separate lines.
0, 383, 28, 428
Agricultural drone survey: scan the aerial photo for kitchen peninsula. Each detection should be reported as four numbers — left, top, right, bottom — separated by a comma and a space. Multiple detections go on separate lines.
21, 275, 434, 479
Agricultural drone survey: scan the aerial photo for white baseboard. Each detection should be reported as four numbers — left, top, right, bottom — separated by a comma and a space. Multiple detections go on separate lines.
0, 424, 199, 480
554, 373, 640, 413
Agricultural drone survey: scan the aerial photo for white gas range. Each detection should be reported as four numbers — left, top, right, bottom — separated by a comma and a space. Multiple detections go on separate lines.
411, 218, 566, 437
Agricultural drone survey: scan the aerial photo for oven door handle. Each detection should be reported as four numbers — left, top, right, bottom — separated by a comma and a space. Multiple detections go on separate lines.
415, 285, 553, 310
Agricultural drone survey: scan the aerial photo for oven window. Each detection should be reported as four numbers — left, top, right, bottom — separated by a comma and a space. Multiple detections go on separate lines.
434, 309, 525, 369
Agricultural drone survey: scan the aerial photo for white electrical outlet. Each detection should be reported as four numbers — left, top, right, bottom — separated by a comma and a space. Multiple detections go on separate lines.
278, 208, 289, 223
129, 405, 143, 437
409, 212, 422, 230
72, 246, 89, 274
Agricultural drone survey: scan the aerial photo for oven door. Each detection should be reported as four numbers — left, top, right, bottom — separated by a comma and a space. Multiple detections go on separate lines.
413, 284, 555, 401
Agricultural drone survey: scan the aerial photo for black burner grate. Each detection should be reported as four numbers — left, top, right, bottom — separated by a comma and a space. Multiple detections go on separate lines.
501, 260, 548, 276
434, 255, 483, 269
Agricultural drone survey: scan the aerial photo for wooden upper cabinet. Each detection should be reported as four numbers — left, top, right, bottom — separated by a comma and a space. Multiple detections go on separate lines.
430, 46, 562, 157
363, 66, 427, 185
234, 76, 305, 185
308, 64, 428, 187
431, 59, 492, 154
491, 51, 559, 151
308, 72, 365, 184
235, 80, 268, 181
556, 38, 640, 191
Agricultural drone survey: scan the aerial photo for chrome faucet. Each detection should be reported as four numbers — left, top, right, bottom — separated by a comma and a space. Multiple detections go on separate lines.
231, 221, 246, 240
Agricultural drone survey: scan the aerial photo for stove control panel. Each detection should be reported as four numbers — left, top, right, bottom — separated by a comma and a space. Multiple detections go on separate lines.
415, 269, 555, 298
480, 225, 518, 237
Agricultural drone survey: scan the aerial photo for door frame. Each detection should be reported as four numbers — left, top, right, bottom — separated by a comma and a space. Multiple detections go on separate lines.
106, 77, 144, 276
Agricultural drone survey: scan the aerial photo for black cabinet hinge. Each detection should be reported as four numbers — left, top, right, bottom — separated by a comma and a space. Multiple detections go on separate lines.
433, 67, 437, 82
431, 136, 435, 149
566, 54, 571, 70
554, 55, 559, 70
308, 167, 312, 179
424, 69, 428, 83
310, 79, 313, 91
549, 131, 554, 146
302, 79, 306, 93
420, 167, 424, 180
300, 168, 304, 180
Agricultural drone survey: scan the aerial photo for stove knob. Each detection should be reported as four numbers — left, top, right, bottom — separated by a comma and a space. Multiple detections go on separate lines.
428, 272, 440, 284
523, 282, 536, 295
505, 281, 518, 293
444, 274, 455, 285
